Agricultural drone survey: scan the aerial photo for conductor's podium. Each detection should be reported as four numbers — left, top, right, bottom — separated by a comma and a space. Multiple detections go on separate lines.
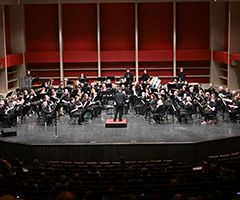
105, 119, 127, 128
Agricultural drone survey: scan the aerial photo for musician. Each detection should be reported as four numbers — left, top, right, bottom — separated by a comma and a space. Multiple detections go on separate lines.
69, 97, 84, 125
145, 93, 158, 119
74, 80, 80, 90
229, 97, 240, 122
90, 92, 102, 118
60, 89, 70, 113
79, 73, 86, 81
82, 94, 94, 119
202, 96, 217, 125
51, 91, 63, 116
207, 83, 216, 95
124, 68, 134, 85
114, 88, 126, 122
25, 71, 32, 90
141, 69, 150, 82
194, 83, 202, 94
178, 67, 186, 82
225, 88, 232, 99
178, 97, 193, 123
179, 85, 187, 97
41, 101, 53, 126
0, 100, 13, 127
153, 99, 166, 123
218, 86, 226, 96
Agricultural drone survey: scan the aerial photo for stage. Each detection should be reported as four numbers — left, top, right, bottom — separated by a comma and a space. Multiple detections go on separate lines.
0, 111, 240, 144
0, 111, 240, 164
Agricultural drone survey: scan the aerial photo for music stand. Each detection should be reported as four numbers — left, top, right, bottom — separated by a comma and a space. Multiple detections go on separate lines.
107, 77, 115, 81
172, 77, 179, 82
5, 91, 13, 98
32, 77, 39, 84
98, 77, 107, 82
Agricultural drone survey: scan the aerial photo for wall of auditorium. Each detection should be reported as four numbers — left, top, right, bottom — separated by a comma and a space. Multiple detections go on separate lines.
0, 0, 240, 93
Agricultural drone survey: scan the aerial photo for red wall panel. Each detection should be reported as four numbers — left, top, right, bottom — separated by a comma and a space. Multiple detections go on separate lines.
64, 63, 98, 69
7, 54, 23, 67
138, 3, 173, 51
101, 62, 135, 77
25, 4, 59, 52
4, 5, 11, 55
176, 2, 209, 50
62, 4, 97, 51
100, 3, 135, 51
139, 61, 173, 69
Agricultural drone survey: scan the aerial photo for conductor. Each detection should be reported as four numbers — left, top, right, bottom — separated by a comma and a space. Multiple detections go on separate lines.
114, 88, 126, 122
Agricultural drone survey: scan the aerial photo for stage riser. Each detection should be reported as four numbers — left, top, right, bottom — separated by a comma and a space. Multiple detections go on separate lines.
1, 136, 240, 165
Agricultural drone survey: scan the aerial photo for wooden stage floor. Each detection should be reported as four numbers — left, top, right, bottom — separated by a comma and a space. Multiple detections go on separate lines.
0, 111, 240, 145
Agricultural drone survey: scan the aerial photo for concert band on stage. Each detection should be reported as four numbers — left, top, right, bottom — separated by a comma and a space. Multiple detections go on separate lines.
0, 68, 240, 128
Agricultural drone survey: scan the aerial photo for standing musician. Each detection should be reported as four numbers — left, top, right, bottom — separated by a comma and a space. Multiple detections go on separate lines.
114, 88, 126, 122
141, 69, 150, 82
202, 95, 217, 125
25, 71, 32, 90
178, 67, 186, 83
140, 69, 150, 91
124, 68, 134, 85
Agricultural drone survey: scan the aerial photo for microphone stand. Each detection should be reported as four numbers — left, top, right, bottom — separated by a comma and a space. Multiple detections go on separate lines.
53, 102, 61, 138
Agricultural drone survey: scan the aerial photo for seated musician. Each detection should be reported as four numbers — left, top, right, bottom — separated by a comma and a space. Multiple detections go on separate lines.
229, 96, 240, 122
60, 89, 70, 113
196, 83, 203, 94
69, 97, 84, 125
141, 69, 150, 82
202, 95, 217, 125
51, 91, 63, 116
225, 88, 232, 99
0, 100, 13, 127
134, 92, 147, 115
146, 94, 158, 118
41, 101, 53, 126
218, 86, 226, 96
179, 85, 187, 97
178, 97, 193, 123
90, 92, 102, 118
153, 99, 166, 123
74, 80, 80, 90
207, 83, 216, 95
82, 94, 94, 120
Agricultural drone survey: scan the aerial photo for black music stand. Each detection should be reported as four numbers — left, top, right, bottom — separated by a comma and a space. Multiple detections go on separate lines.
107, 77, 115, 81
32, 77, 39, 84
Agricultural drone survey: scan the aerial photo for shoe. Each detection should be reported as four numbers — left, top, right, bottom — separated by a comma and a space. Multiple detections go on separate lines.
209, 120, 214, 124
202, 121, 207, 125
119, 119, 122, 122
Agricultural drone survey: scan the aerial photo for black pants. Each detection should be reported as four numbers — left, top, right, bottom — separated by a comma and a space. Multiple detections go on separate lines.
0, 115, 12, 127
114, 103, 124, 121
230, 110, 239, 121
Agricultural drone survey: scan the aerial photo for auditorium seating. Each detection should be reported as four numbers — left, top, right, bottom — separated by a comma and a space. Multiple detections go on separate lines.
0, 154, 240, 200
